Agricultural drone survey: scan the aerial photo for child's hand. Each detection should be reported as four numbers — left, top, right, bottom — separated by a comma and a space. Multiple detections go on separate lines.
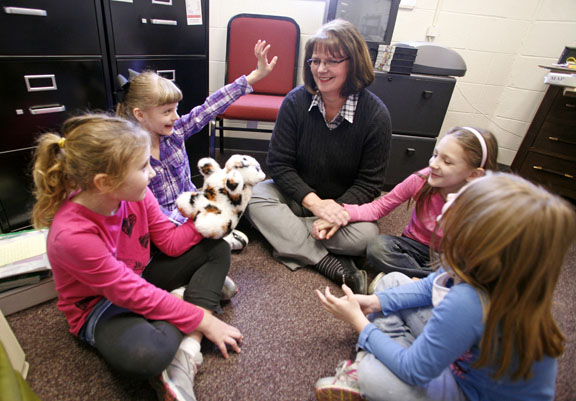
306, 198, 350, 226
246, 39, 278, 85
315, 285, 370, 333
197, 314, 243, 359
312, 218, 341, 240
356, 293, 383, 315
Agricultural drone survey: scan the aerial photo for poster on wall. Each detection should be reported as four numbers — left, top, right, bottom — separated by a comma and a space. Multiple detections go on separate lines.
185, 0, 202, 25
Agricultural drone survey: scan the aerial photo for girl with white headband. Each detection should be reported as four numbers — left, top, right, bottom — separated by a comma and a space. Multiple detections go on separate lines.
313, 126, 498, 287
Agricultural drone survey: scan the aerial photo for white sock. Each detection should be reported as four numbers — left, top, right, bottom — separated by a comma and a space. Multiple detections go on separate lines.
171, 286, 185, 299
180, 337, 203, 366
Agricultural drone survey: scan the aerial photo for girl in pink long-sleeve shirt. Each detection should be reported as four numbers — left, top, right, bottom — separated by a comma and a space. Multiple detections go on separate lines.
313, 127, 498, 284
32, 114, 242, 401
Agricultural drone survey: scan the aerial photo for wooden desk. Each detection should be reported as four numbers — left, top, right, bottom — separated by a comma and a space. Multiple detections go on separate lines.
511, 85, 576, 200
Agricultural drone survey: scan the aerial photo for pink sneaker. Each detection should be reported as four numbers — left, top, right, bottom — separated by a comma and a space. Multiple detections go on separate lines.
314, 359, 366, 401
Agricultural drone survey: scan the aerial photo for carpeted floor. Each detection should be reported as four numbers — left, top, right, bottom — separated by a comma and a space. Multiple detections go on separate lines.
5, 202, 576, 401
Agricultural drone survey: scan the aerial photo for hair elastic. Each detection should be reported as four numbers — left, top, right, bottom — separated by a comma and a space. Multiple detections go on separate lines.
58, 137, 66, 149
463, 127, 487, 168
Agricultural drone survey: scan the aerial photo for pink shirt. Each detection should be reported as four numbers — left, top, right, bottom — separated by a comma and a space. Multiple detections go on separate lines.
47, 188, 205, 336
343, 168, 444, 247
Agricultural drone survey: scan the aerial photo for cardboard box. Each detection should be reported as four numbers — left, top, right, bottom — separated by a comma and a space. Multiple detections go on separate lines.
0, 277, 57, 316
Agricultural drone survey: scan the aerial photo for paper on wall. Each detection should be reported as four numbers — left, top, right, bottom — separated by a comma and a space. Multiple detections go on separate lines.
185, 0, 202, 25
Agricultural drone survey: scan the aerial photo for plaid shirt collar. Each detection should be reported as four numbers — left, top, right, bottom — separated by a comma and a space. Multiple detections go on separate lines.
309, 92, 359, 130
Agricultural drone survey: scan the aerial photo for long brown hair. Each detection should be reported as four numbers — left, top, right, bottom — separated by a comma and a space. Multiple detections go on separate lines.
439, 173, 575, 380
303, 19, 374, 97
414, 127, 499, 221
32, 114, 150, 228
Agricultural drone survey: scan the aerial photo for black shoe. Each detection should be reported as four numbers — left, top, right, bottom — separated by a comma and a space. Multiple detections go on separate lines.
336, 256, 368, 295
344, 269, 368, 295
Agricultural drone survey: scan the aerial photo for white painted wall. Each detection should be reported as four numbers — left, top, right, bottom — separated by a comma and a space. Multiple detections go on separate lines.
208, 0, 576, 165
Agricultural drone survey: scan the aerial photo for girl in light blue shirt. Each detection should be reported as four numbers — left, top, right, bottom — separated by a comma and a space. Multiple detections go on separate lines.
315, 173, 575, 401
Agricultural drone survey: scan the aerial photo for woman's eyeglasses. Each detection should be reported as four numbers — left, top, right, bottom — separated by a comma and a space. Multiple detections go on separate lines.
306, 57, 350, 68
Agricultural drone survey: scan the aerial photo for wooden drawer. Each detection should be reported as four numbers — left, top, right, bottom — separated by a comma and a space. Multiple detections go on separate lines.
533, 120, 576, 159
547, 91, 576, 124
517, 152, 576, 199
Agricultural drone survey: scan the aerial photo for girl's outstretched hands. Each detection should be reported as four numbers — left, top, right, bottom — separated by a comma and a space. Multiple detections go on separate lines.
246, 39, 278, 85
315, 285, 374, 334
197, 313, 243, 359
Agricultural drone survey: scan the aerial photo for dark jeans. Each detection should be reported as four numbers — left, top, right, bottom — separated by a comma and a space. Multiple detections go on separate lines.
83, 239, 230, 378
366, 234, 434, 278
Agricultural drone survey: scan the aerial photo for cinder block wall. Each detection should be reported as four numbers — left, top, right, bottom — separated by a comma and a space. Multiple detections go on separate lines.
208, 0, 576, 165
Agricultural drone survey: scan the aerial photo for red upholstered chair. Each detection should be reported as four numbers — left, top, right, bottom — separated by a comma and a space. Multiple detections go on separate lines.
210, 14, 300, 157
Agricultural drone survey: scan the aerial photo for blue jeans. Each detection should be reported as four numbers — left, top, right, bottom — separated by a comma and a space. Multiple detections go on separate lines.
367, 235, 434, 278
357, 273, 467, 401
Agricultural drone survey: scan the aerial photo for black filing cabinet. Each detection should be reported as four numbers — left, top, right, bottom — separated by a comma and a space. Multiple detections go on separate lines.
103, 0, 210, 188
0, 0, 111, 232
368, 71, 456, 188
0, 0, 209, 232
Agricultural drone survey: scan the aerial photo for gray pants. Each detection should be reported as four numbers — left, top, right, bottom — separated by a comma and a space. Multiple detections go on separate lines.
246, 179, 379, 270
357, 272, 467, 401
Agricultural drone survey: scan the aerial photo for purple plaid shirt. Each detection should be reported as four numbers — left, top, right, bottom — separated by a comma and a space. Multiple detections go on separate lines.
148, 76, 253, 224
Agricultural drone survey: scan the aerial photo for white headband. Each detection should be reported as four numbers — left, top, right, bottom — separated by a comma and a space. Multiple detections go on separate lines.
463, 127, 487, 169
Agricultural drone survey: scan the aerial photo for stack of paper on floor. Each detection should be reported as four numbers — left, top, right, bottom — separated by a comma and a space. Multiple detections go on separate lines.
0, 230, 57, 315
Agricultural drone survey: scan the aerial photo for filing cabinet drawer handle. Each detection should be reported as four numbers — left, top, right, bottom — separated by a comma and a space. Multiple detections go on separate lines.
24, 75, 57, 92
152, 0, 173, 5
422, 90, 433, 99
29, 105, 66, 115
3, 6, 47, 17
533, 165, 574, 179
150, 19, 177, 26
549, 136, 576, 146
157, 69, 176, 81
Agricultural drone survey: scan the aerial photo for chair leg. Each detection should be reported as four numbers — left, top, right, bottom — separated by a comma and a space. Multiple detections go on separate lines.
209, 120, 216, 158
219, 118, 225, 155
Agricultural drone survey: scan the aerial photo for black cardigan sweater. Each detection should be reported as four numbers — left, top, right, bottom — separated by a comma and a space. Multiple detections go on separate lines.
267, 85, 392, 205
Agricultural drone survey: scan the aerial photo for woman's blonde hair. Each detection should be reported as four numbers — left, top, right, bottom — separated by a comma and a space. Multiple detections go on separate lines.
32, 113, 150, 228
303, 19, 374, 97
414, 127, 499, 222
116, 71, 183, 121
439, 173, 576, 380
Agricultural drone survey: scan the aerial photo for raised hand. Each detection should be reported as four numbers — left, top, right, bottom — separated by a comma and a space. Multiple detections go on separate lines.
246, 39, 278, 85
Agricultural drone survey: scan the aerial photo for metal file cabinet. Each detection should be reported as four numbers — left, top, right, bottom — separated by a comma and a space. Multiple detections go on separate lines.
0, 0, 209, 232
103, 0, 210, 189
0, 0, 111, 232
368, 71, 456, 188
